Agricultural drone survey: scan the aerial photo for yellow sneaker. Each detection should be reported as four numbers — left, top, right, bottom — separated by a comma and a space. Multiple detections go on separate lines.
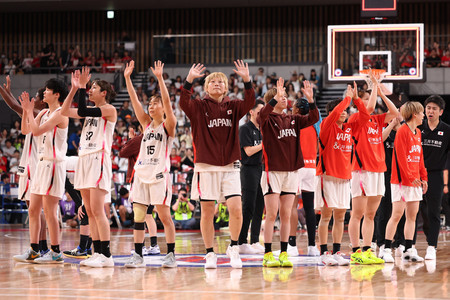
363, 249, 384, 264
279, 251, 293, 268
263, 252, 280, 267
278, 267, 294, 281
350, 249, 371, 265
263, 268, 280, 282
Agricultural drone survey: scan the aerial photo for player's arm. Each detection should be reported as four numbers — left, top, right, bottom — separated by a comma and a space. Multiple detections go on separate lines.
180, 63, 205, 117
419, 135, 428, 193
233, 60, 255, 116
321, 85, 353, 130
382, 115, 400, 142
124, 61, 151, 129
258, 77, 284, 125
378, 86, 399, 123
394, 128, 417, 184
0, 75, 23, 117
119, 133, 142, 158
61, 70, 83, 119
151, 61, 176, 137
366, 70, 378, 114
296, 80, 319, 128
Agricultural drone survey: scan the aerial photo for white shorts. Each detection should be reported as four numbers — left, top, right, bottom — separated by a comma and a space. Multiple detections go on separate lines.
191, 171, 241, 202
130, 174, 172, 206
65, 156, 78, 185
261, 170, 299, 195
297, 168, 316, 193
74, 152, 111, 192
314, 174, 351, 210
18, 175, 31, 201
351, 171, 385, 197
31, 160, 66, 198
391, 184, 423, 202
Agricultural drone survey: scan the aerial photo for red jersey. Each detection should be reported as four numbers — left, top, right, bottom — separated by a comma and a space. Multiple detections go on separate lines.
316, 97, 370, 179
180, 81, 255, 166
391, 124, 428, 186
349, 113, 387, 172
258, 99, 319, 172
300, 126, 318, 169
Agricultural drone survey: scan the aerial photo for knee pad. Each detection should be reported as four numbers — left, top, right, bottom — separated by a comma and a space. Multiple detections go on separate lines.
133, 203, 147, 223
134, 222, 145, 231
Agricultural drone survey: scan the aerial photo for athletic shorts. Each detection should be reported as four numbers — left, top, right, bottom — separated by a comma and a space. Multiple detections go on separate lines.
297, 168, 316, 193
351, 171, 385, 197
191, 171, 241, 202
391, 184, 423, 202
74, 152, 111, 192
314, 174, 351, 210
261, 170, 299, 195
31, 160, 66, 198
18, 175, 31, 201
130, 174, 172, 206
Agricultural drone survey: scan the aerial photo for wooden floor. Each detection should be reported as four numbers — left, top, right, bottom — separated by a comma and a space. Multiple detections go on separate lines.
1, 225, 450, 300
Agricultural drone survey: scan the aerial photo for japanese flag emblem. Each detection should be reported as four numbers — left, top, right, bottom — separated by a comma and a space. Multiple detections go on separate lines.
438, 131, 443, 136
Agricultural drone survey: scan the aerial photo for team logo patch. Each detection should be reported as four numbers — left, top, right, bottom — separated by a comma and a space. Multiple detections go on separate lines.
65, 254, 325, 267
155, 172, 164, 180
438, 131, 443, 136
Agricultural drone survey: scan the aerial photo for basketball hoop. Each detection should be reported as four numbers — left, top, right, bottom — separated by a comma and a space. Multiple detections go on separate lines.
359, 69, 386, 91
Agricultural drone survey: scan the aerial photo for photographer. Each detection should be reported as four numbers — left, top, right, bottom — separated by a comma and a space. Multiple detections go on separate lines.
172, 188, 197, 230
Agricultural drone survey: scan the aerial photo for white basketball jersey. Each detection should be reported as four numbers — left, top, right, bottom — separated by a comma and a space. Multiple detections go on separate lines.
38, 108, 68, 161
17, 133, 39, 177
134, 122, 174, 184
79, 116, 115, 156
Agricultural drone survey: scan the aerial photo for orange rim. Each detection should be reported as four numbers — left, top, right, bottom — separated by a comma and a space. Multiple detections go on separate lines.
359, 69, 386, 75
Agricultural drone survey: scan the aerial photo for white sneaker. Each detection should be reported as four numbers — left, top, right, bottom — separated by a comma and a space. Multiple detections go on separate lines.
85, 254, 115, 267
124, 252, 145, 268
371, 242, 377, 252
380, 248, 394, 263
425, 246, 436, 260
402, 248, 424, 262
205, 252, 217, 269
226, 245, 242, 268
320, 252, 338, 266
239, 243, 257, 254
141, 247, 149, 256
80, 253, 100, 266
251, 243, 265, 254
333, 252, 349, 266
307, 246, 320, 257
162, 252, 177, 268
378, 244, 385, 258
147, 245, 160, 255
395, 245, 405, 257
33, 250, 64, 264
425, 260, 436, 273
273, 244, 299, 257
13, 248, 40, 263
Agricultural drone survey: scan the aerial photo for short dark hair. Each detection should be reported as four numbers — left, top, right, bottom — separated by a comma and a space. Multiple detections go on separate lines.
1, 174, 9, 181
45, 78, 68, 103
179, 187, 187, 194
326, 98, 343, 115
119, 187, 129, 196
424, 95, 445, 110
252, 99, 265, 110
37, 87, 45, 101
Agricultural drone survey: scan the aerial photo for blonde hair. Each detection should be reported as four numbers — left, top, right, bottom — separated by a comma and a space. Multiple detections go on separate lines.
401, 101, 423, 122
204, 72, 228, 96
263, 88, 277, 104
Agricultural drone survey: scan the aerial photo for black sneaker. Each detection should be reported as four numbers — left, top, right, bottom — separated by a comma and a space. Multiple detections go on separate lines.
63, 247, 89, 259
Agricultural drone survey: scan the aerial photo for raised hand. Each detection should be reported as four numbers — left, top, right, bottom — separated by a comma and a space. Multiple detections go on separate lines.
345, 84, 353, 99
129, 127, 136, 139
233, 60, 250, 82
368, 68, 378, 86
3, 75, 11, 93
186, 63, 206, 83
19, 92, 35, 112
274, 77, 285, 101
124, 60, 135, 78
79, 66, 91, 88
352, 81, 358, 99
150, 60, 164, 79
301, 80, 314, 103
71, 70, 81, 90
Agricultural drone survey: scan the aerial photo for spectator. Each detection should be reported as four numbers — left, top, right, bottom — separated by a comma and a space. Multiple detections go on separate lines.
0, 129, 10, 148
254, 67, 265, 87
171, 188, 197, 229
309, 69, 319, 91
399, 49, 415, 68
96, 50, 108, 72
179, 126, 193, 149
117, 187, 133, 227
11, 51, 21, 68
174, 76, 183, 90
67, 128, 81, 156
145, 76, 157, 97
10, 120, 21, 140
0, 149, 8, 173
0, 173, 11, 195
9, 150, 20, 173
2, 140, 15, 160
59, 46, 74, 72
60, 192, 78, 228
112, 51, 123, 71
441, 49, 450, 67
82, 50, 95, 68
214, 202, 229, 229
229, 86, 243, 100
3, 59, 16, 75
170, 147, 181, 172
21, 52, 34, 74
425, 49, 441, 67
46, 52, 59, 73
31, 51, 42, 72
261, 76, 273, 96
119, 101, 133, 120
